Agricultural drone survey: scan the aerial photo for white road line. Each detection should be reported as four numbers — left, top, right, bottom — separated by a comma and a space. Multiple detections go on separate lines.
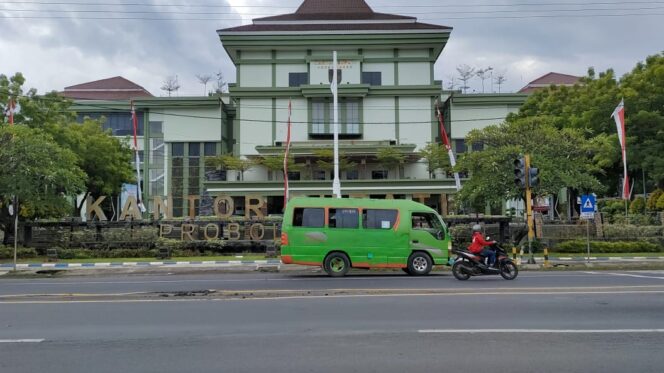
0, 339, 45, 343
419, 329, 664, 334
586, 272, 664, 280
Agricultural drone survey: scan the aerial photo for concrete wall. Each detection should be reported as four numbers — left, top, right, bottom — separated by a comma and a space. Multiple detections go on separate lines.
276, 64, 308, 87
310, 59, 361, 85
362, 62, 395, 85
450, 104, 520, 139
159, 107, 223, 142
238, 98, 272, 156
275, 98, 308, 143
364, 97, 396, 141
398, 62, 431, 85
240, 65, 271, 87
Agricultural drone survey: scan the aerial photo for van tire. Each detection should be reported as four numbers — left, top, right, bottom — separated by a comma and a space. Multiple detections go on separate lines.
324, 252, 351, 277
407, 252, 432, 276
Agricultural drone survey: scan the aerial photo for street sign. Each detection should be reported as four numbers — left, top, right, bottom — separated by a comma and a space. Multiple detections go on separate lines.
580, 194, 596, 220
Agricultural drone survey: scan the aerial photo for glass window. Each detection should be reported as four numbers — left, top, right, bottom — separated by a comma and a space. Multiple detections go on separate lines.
329, 208, 359, 229
287, 171, 301, 181
172, 143, 184, 157
472, 141, 484, 152
312, 101, 326, 134
293, 208, 325, 228
189, 142, 200, 157
204, 142, 217, 156
361, 72, 382, 86
411, 212, 446, 240
363, 209, 399, 229
149, 121, 163, 137
346, 100, 359, 134
372, 170, 388, 180
346, 170, 359, 180
455, 139, 466, 154
313, 170, 326, 180
289, 72, 309, 87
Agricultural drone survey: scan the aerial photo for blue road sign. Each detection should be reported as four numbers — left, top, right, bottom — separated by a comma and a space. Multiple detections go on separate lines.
581, 195, 596, 219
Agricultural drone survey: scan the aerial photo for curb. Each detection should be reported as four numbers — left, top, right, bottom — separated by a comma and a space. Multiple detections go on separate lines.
0, 259, 283, 271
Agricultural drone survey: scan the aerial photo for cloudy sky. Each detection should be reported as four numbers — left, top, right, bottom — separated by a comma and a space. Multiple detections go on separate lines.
1, 0, 663, 96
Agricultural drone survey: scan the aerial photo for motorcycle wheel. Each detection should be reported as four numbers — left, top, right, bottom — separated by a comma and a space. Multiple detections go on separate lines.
452, 262, 471, 281
500, 262, 519, 280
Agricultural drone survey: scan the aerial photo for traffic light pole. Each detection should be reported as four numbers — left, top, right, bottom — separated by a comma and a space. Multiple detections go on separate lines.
525, 154, 536, 264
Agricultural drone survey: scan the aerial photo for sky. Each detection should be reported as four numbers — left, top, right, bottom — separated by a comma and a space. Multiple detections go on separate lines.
1, 0, 663, 96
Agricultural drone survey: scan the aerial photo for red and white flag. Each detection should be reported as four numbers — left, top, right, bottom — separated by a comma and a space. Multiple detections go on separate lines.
436, 101, 461, 191
283, 99, 293, 208
131, 103, 147, 213
611, 99, 630, 200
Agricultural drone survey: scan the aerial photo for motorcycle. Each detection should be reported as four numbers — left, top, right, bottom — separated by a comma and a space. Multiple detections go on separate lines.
451, 242, 518, 281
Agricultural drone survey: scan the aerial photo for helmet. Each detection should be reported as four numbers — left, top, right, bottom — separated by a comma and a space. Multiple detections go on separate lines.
472, 224, 482, 232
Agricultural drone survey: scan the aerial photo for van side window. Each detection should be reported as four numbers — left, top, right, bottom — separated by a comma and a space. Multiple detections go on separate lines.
293, 208, 325, 228
362, 209, 398, 229
329, 208, 359, 229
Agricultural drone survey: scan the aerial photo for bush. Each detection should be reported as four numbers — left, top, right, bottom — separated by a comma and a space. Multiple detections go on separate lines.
658, 193, 664, 211
603, 224, 663, 239
630, 197, 646, 214
648, 189, 663, 211
0, 246, 38, 259
553, 240, 661, 253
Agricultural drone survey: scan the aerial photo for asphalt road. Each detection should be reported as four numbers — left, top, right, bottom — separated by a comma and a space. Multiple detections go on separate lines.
1, 270, 664, 372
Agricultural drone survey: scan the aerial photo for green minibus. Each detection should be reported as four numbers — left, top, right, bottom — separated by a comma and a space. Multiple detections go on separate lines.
280, 197, 451, 277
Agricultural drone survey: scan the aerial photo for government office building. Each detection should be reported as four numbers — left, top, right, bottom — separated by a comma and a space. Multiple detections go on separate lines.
71, 0, 533, 219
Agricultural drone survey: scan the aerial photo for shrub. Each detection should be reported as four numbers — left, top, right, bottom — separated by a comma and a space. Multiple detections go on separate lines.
553, 240, 660, 253
658, 193, 664, 211
0, 246, 38, 259
630, 197, 646, 214
648, 189, 663, 211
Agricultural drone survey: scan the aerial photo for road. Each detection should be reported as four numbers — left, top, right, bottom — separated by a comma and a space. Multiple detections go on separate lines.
1, 270, 664, 372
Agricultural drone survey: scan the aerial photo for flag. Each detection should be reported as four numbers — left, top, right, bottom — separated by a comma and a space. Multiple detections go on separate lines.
283, 99, 293, 208
5, 98, 15, 126
131, 103, 147, 213
611, 99, 630, 200
436, 101, 462, 191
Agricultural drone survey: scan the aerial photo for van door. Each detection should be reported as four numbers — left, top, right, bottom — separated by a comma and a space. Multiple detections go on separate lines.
288, 207, 327, 264
359, 209, 403, 267
406, 212, 448, 264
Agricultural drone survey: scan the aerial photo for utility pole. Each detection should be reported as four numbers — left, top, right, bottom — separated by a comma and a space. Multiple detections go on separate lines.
331, 51, 341, 198
514, 154, 539, 264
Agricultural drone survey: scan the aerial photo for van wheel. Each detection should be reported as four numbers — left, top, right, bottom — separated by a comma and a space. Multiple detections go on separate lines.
407, 252, 432, 276
324, 252, 350, 277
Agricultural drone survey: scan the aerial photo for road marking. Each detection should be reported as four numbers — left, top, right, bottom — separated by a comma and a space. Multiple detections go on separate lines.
419, 329, 664, 334
586, 272, 664, 280
0, 339, 45, 343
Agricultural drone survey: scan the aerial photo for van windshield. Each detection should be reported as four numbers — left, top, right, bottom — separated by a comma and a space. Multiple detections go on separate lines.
411, 212, 445, 238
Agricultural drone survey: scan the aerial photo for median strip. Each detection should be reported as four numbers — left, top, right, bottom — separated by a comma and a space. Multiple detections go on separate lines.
419, 329, 664, 334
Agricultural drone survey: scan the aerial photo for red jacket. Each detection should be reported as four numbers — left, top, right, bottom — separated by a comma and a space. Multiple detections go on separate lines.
468, 232, 494, 254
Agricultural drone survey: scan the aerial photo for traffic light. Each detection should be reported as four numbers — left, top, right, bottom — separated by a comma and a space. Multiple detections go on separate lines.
529, 167, 540, 188
514, 158, 527, 189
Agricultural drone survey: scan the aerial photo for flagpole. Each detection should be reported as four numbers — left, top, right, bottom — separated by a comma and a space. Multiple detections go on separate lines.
435, 100, 461, 191
332, 51, 341, 198
283, 99, 292, 209
131, 102, 146, 214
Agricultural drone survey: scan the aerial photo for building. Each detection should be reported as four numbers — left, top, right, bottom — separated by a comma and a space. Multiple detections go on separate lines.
518, 72, 582, 94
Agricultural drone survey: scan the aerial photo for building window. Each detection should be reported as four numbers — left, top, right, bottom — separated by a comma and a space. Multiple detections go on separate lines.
472, 141, 484, 152
188, 143, 200, 157
361, 72, 382, 86
362, 209, 398, 229
172, 143, 184, 157
287, 171, 301, 181
346, 170, 359, 180
346, 100, 359, 134
313, 170, 326, 180
77, 112, 145, 137
204, 142, 217, 156
149, 121, 163, 137
372, 170, 388, 180
329, 208, 359, 229
293, 208, 325, 228
312, 101, 326, 134
454, 139, 466, 154
289, 72, 309, 87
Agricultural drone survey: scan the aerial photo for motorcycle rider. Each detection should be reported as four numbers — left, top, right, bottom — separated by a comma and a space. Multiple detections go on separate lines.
468, 224, 497, 268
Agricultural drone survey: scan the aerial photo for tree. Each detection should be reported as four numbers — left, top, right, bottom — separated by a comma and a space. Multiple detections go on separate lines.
494, 71, 507, 93
195, 74, 213, 96
161, 75, 181, 97
207, 154, 255, 181
46, 119, 134, 215
313, 149, 357, 174
419, 143, 450, 178
258, 153, 303, 180
0, 125, 86, 244
455, 116, 603, 212
214, 71, 228, 94
475, 67, 493, 93
456, 64, 475, 94
376, 147, 406, 180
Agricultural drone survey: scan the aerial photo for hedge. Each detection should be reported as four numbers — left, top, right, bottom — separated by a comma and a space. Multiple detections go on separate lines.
0, 246, 38, 260
553, 240, 661, 253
